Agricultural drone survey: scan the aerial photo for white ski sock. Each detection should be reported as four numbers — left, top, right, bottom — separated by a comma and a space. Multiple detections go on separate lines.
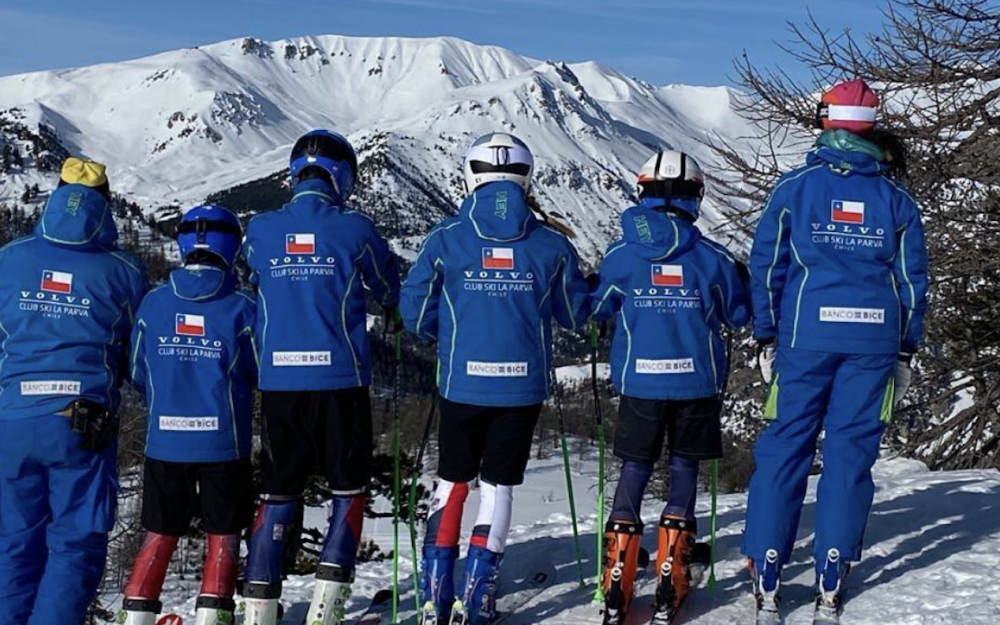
474, 481, 514, 553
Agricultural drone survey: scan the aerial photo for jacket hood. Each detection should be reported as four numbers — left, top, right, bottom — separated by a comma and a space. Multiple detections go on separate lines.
621, 200, 702, 261
289, 178, 344, 209
459, 181, 535, 242
36, 184, 118, 248
807, 145, 888, 176
169, 266, 238, 302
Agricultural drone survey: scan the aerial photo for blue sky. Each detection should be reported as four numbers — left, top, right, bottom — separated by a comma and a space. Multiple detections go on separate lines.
0, 0, 882, 85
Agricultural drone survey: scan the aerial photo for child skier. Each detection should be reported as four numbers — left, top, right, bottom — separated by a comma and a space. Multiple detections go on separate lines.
241, 130, 401, 625
590, 150, 751, 624
400, 132, 590, 625
119, 206, 257, 625
742, 79, 929, 625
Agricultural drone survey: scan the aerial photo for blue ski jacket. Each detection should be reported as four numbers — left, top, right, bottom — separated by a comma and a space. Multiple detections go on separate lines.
243, 178, 401, 391
400, 181, 591, 407
0, 184, 147, 421
130, 267, 257, 463
592, 200, 751, 400
749, 146, 929, 355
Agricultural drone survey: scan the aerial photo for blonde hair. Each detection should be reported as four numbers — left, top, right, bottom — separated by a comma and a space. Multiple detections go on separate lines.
526, 193, 576, 239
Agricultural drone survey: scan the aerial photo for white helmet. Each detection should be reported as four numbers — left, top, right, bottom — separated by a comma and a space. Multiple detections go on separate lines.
636, 150, 706, 220
463, 133, 534, 194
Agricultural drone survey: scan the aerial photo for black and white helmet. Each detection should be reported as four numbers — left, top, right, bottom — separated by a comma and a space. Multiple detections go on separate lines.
636, 150, 706, 220
463, 133, 534, 194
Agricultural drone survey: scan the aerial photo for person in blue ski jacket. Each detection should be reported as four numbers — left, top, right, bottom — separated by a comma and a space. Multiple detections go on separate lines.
590, 150, 751, 623
0, 158, 147, 625
241, 130, 401, 625
741, 80, 929, 622
118, 206, 257, 625
399, 133, 590, 625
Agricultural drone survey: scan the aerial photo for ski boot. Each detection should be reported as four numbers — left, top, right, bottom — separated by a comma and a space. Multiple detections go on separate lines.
243, 582, 282, 625
750, 550, 783, 625
601, 520, 643, 625
453, 545, 502, 625
422, 545, 459, 624
814, 549, 848, 624
194, 596, 236, 625
651, 516, 709, 624
116, 599, 160, 625
305, 563, 353, 625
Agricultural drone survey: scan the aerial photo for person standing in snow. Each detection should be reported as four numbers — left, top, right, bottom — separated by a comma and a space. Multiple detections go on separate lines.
241, 130, 401, 625
118, 206, 257, 625
0, 158, 147, 625
741, 79, 929, 624
399, 132, 590, 625
590, 150, 751, 625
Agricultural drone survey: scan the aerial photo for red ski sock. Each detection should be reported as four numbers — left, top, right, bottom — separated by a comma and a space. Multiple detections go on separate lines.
125, 532, 180, 600
200, 534, 240, 598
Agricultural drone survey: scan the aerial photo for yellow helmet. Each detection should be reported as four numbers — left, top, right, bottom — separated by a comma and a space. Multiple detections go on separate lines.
60, 157, 108, 189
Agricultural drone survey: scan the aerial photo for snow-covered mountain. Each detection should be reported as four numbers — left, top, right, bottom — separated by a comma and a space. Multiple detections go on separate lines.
0, 35, 753, 260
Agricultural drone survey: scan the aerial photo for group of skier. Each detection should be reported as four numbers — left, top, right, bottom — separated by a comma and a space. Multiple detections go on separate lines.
0, 78, 928, 625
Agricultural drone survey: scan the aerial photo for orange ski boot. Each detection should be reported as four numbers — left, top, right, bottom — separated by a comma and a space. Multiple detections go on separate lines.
652, 516, 704, 624
601, 520, 643, 625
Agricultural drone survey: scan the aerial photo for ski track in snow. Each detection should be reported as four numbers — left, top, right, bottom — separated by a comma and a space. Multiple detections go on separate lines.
120, 454, 1000, 624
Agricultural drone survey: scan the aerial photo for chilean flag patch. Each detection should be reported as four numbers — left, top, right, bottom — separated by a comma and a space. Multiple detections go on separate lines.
482, 247, 514, 270
175, 314, 206, 337
286, 233, 316, 255
832, 200, 865, 224
41, 270, 73, 294
651, 264, 684, 287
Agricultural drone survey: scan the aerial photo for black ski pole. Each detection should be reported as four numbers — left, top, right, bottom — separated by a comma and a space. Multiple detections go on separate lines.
552, 369, 586, 588
407, 390, 438, 610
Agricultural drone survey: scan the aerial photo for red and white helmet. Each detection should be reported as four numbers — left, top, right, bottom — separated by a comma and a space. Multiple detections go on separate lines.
816, 79, 880, 134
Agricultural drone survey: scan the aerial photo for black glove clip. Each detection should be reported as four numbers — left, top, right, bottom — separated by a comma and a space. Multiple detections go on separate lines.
69, 399, 118, 452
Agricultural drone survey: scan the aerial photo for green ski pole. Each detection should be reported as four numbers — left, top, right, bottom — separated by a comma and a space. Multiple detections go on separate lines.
591, 321, 607, 604
391, 332, 402, 623
553, 370, 586, 588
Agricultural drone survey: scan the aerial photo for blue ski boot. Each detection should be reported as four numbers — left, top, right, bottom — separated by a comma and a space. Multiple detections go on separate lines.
751, 549, 783, 625
421, 545, 459, 625
814, 549, 848, 624
455, 545, 502, 625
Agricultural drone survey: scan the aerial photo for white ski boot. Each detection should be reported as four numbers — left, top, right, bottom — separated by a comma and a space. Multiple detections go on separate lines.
194, 595, 237, 625
116, 600, 158, 625
814, 549, 847, 624
752, 550, 783, 625
243, 582, 282, 625
305, 564, 353, 625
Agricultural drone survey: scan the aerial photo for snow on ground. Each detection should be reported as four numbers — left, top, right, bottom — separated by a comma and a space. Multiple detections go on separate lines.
555, 363, 610, 385
137, 451, 1000, 624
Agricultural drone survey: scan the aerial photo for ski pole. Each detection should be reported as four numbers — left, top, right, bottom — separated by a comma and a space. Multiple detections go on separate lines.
408, 390, 438, 613
709, 330, 736, 592
552, 369, 586, 588
392, 332, 403, 623
590, 321, 607, 604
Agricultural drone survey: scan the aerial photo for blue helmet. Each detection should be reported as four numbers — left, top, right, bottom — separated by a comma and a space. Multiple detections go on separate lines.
289, 129, 358, 200
177, 205, 243, 268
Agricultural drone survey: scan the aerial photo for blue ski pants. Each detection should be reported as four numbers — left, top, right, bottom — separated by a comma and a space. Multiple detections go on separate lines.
0, 415, 118, 625
741, 348, 895, 575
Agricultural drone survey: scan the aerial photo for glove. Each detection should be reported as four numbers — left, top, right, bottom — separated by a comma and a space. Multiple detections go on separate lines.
757, 338, 777, 384
894, 353, 914, 406
384, 307, 404, 335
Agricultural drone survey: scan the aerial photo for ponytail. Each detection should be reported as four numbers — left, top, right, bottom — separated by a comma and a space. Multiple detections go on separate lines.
526, 193, 577, 239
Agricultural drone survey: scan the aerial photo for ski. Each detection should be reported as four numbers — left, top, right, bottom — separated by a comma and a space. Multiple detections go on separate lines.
349, 589, 395, 625
447, 564, 555, 625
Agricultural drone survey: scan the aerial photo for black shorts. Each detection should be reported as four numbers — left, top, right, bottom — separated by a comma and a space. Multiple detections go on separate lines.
437, 398, 541, 486
614, 395, 723, 463
142, 457, 254, 535
260, 388, 373, 497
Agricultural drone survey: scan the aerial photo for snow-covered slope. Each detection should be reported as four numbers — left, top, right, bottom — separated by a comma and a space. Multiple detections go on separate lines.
120, 451, 1000, 624
0, 35, 754, 259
